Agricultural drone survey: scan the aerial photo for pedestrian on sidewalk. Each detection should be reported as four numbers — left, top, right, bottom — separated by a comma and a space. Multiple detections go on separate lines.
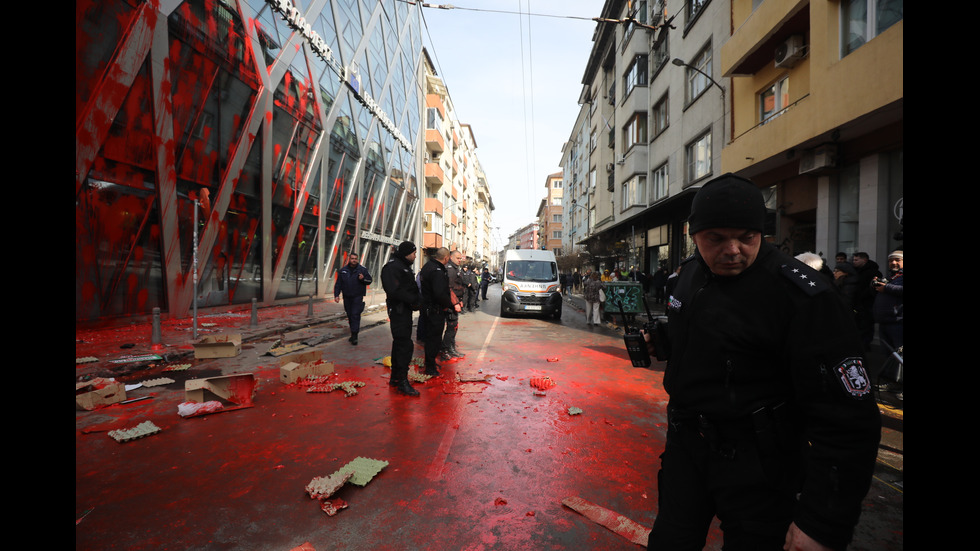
583, 272, 604, 326
334, 252, 372, 345
645, 173, 880, 551
873, 250, 903, 351
381, 241, 421, 397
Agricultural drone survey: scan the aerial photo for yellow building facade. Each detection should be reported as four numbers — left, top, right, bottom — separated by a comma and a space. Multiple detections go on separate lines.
722, 0, 903, 263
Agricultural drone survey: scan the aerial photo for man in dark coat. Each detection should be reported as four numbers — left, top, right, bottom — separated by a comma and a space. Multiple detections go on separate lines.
480, 267, 491, 300
645, 174, 880, 551
380, 241, 420, 396
441, 250, 465, 359
873, 250, 903, 351
460, 264, 478, 312
419, 247, 461, 376
334, 252, 372, 345
851, 252, 883, 349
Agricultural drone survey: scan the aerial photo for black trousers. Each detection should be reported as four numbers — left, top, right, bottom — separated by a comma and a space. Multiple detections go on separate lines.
425, 308, 447, 369
648, 419, 797, 550
441, 311, 458, 352
343, 294, 364, 333
388, 307, 414, 383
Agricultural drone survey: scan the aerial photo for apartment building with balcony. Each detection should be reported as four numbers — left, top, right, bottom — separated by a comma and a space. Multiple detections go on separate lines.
537, 172, 564, 256
560, 103, 593, 257
422, 50, 495, 263
562, 0, 731, 274
721, 0, 903, 262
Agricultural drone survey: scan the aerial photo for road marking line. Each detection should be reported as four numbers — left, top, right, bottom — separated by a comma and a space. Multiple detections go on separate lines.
427, 316, 500, 480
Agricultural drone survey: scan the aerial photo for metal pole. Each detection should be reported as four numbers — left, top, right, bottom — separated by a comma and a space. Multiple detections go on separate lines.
192, 199, 199, 340
151, 307, 162, 348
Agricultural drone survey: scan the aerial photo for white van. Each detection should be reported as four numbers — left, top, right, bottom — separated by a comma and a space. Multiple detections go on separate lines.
499, 249, 562, 319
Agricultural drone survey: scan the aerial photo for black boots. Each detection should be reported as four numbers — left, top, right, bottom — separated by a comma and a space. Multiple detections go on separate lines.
349, 332, 358, 345
391, 379, 419, 396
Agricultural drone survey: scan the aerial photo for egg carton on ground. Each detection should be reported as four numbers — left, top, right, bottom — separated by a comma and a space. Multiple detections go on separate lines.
108, 421, 162, 443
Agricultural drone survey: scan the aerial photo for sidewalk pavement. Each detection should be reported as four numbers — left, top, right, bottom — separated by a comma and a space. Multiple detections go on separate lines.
75, 290, 391, 382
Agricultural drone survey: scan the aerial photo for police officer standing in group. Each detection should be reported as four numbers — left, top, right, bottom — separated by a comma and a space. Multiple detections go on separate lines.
645, 174, 881, 551
334, 252, 372, 345
419, 247, 461, 377
440, 250, 466, 360
380, 241, 421, 397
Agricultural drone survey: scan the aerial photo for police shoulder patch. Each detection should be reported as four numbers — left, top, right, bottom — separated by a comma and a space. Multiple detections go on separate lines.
779, 259, 828, 296
834, 357, 872, 398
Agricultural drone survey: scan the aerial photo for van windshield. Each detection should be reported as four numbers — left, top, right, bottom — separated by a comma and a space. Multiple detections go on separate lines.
505, 260, 558, 283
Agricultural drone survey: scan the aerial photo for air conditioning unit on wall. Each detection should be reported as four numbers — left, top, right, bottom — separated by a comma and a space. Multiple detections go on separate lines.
799, 144, 837, 174
775, 35, 806, 68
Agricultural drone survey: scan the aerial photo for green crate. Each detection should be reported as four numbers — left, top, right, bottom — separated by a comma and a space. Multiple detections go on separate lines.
603, 282, 644, 313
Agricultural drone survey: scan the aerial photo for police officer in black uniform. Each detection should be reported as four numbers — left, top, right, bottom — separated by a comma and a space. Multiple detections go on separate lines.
441, 250, 465, 360
646, 174, 881, 551
419, 247, 461, 376
381, 241, 420, 397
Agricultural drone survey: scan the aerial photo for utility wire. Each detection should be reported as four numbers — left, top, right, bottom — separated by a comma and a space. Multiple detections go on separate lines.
400, 1, 599, 22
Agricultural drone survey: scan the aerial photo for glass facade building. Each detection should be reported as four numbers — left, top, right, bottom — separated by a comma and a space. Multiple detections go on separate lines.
76, 0, 426, 322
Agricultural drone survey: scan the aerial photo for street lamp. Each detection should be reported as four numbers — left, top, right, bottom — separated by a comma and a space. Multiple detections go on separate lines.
672, 57, 726, 143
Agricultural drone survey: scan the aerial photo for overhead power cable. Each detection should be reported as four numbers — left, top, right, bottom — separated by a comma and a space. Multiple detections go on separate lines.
402, 0, 678, 32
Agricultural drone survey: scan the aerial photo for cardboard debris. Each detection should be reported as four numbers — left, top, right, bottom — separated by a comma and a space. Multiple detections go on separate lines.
278, 348, 323, 367
307, 380, 365, 396
193, 333, 241, 359
457, 370, 492, 383
183, 374, 256, 415
162, 363, 191, 372
408, 368, 434, 383
337, 457, 389, 486
302, 335, 328, 347
568, 407, 584, 415
281, 360, 335, 384
320, 498, 348, 516
76, 356, 98, 364
140, 377, 175, 387
306, 470, 354, 500
76, 378, 126, 410
108, 421, 162, 443
267, 342, 307, 357
562, 496, 650, 546
108, 354, 163, 364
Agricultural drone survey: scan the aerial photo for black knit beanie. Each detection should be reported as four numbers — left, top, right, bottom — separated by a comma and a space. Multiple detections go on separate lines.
395, 241, 416, 258
687, 173, 766, 235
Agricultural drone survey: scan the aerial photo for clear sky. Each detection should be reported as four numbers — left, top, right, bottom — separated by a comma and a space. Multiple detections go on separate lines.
420, 1, 602, 250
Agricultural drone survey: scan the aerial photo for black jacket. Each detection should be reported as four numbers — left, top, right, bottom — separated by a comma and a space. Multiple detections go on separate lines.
419, 259, 455, 311
665, 242, 881, 549
334, 263, 372, 298
381, 255, 419, 311
446, 261, 464, 301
